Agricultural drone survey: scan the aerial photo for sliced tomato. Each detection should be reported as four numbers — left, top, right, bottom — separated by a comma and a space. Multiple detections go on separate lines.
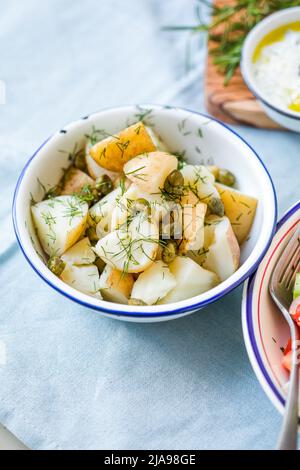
281, 298, 300, 373
282, 334, 300, 372
289, 297, 300, 327
284, 337, 292, 355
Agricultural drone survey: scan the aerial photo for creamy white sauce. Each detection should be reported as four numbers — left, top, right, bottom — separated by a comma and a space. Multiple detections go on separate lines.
252, 30, 300, 111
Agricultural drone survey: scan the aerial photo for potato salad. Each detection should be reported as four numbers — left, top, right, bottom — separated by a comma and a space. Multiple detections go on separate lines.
31, 121, 258, 305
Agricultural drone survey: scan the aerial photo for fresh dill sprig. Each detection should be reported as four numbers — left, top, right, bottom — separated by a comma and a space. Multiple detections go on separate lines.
163, 0, 299, 85
62, 196, 84, 223
124, 165, 148, 181
75, 184, 95, 204
85, 126, 119, 146
41, 211, 56, 228
119, 176, 126, 196
116, 140, 130, 158
44, 185, 61, 199
134, 106, 154, 125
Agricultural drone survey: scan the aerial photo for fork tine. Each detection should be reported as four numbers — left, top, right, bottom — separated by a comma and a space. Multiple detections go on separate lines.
280, 235, 300, 289
285, 255, 300, 290
272, 226, 300, 305
268, 225, 300, 450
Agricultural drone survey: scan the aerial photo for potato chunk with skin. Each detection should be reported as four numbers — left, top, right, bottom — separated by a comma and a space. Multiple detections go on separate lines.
202, 215, 240, 282
181, 165, 223, 216
88, 187, 122, 228
61, 237, 95, 265
124, 151, 178, 194
178, 190, 207, 254
60, 264, 101, 295
99, 265, 134, 304
85, 145, 119, 181
31, 195, 88, 256
94, 217, 159, 273
131, 261, 177, 305
111, 183, 167, 230
61, 167, 94, 195
159, 256, 219, 304
181, 164, 214, 195
215, 183, 258, 245
89, 121, 156, 172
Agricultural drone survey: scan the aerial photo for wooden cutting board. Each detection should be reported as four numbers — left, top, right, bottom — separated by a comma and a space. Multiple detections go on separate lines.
204, 0, 282, 129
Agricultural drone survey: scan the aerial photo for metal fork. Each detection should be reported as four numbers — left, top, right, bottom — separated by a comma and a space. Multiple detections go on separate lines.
269, 225, 300, 450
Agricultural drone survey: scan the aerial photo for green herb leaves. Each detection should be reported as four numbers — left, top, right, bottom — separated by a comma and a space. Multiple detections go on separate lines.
164, 0, 299, 84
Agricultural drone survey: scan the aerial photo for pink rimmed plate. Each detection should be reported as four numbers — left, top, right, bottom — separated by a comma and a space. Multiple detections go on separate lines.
242, 201, 300, 417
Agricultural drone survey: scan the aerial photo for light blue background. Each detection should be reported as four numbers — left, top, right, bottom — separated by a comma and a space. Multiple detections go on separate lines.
0, 0, 299, 450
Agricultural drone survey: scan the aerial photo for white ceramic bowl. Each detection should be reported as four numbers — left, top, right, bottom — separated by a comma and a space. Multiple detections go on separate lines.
241, 7, 300, 132
13, 105, 277, 322
242, 201, 300, 417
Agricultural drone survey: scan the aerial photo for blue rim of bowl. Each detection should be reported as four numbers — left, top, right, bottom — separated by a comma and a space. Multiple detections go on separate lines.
12, 104, 278, 318
244, 200, 300, 417
240, 8, 300, 123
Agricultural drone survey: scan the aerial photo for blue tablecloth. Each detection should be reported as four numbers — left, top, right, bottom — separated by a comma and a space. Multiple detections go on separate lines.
0, 0, 299, 450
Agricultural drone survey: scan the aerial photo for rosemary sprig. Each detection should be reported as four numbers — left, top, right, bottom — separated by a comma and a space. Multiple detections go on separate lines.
164, 0, 299, 85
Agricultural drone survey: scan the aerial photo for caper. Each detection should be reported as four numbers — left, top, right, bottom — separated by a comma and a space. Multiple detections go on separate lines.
86, 226, 99, 244
128, 298, 147, 306
217, 168, 236, 187
94, 257, 106, 273
130, 198, 151, 217
168, 169, 184, 187
91, 188, 101, 203
208, 196, 224, 217
47, 256, 66, 277
162, 240, 178, 264
164, 170, 184, 196
95, 174, 113, 196
74, 151, 87, 171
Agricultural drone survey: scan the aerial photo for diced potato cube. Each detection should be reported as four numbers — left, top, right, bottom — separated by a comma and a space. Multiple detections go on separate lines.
85, 146, 119, 181
31, 195, 88, 256
111, 183, 167, 230
61, 237, 95, 265
88, 187, 122, 229
60, 264, 100, 295
178, 190, 207, 254
159, 256, 219, 304
181, 165, 223, 216
124, 151, 178, 194
215, 183, 258, 244
89, 121, 156, 172
131, 261, 177, 305
202, 215, 240, 281
61, 167, 94, 195
99, 265, 134, 304
94, 217, 159, 273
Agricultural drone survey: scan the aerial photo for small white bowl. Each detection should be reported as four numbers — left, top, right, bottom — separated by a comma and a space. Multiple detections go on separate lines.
242, 201, 300, 417
13, 105, 277, 322
241, 7, 300, 132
